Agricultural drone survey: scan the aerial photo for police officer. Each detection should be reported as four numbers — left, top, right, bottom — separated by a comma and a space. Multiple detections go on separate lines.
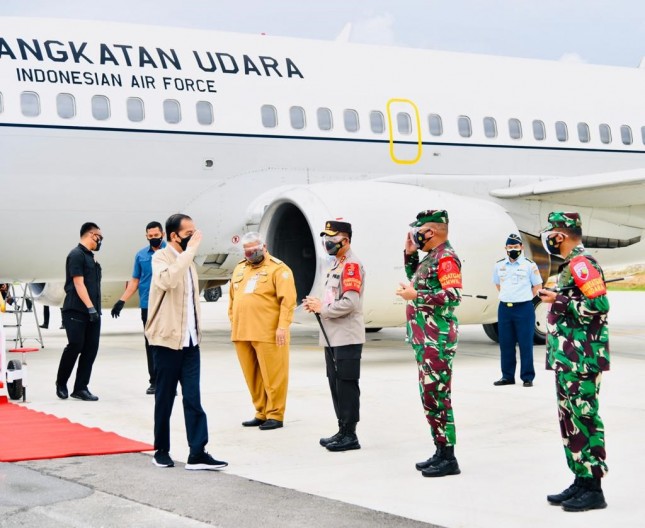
396, 210, 462, 478
229, 232, 297, 431
492, 233, 542, 387
538, 212, 609, 512
303, 220, 365, 452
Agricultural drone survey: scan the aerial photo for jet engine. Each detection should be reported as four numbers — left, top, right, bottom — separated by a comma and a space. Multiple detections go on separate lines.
248, 181, 520, 328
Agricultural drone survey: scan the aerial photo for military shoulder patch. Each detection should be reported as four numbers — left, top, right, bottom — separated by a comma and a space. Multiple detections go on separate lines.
438, 256, 462, 290
342, 262, 362, 293
569, 255, 606, 298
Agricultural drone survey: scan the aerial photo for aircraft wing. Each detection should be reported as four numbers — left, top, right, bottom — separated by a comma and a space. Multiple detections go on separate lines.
490, 169, 645, 208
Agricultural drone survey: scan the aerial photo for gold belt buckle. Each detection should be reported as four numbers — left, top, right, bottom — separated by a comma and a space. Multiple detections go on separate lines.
506, 302, 513, 307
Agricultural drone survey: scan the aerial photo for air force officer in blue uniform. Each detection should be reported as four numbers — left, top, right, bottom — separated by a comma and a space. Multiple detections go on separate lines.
492, 234, 542, 387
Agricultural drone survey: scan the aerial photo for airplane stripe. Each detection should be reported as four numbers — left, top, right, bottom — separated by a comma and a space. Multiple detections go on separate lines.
1, 122, 645, 155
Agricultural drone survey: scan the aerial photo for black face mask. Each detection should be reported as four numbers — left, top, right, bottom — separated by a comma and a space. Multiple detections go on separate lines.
412, 229, 432, 250
543, 234, 562, 256
149, 237, 163, 249
507, 249, 521, 260
324, 239, 343, 256
177, 234, 192, 251
94, 239, 102, 252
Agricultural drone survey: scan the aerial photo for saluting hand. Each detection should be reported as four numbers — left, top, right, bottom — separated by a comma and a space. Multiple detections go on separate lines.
404, 233, 417, 255
187, 230, 203, 250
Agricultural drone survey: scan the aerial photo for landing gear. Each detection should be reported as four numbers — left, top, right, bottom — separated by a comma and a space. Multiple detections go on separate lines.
204, 286, 222, 303
6, 359, 23, 400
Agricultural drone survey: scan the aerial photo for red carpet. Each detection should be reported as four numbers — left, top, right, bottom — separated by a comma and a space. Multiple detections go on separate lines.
0, 401, 153, 462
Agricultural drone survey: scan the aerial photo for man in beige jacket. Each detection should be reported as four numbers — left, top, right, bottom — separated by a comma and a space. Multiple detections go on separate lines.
145, 213, 227, 471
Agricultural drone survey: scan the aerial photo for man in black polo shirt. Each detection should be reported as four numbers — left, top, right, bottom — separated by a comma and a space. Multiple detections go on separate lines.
56, 222, 103, 401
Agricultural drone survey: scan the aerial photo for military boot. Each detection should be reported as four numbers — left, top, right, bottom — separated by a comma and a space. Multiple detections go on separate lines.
421, 445, 461, 477
546, 477, 582, 505
561, 478, 607, 512
326, 422, 361, 452
415, 441, 439, 471
319, 421, 344, 447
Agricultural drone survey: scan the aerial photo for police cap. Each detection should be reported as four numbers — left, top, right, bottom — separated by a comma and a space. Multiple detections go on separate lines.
320, 220, 352, 237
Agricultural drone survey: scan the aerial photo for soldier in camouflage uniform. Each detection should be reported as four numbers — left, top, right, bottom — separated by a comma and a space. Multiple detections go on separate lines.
538, 212, 609, 512
396, 209, 462, 478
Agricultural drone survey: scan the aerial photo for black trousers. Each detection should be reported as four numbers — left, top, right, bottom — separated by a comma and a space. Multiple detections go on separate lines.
152, 343, 208, 455
140, 309, 155, 385
325, 344, 362, 424
56, 310, 101, 392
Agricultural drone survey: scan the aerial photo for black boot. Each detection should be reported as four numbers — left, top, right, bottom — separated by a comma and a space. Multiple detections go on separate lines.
561, 477, 607, 512
326, 422, 361, 452
320, 421, 344, 447
421, 444, 461, 477
415, 441, 439, 471
547, 477, 582, 505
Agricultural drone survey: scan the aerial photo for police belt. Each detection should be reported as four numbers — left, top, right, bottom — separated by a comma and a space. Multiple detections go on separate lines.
500, 300, 532, 308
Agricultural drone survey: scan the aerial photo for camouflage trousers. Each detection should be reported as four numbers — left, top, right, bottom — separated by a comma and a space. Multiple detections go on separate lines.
555, 370, 608, 479
412, 343, 456, 446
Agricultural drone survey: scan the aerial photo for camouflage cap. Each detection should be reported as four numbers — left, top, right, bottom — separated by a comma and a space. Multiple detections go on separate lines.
544, 212, 582, 231
409, 209, 449, 227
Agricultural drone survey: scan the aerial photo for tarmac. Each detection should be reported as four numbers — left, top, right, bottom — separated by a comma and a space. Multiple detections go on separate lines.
1, 291, 644, 528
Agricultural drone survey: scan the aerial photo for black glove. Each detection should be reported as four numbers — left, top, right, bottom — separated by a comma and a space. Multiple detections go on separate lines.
111, 300, 125, 318
88, 306, 100, 322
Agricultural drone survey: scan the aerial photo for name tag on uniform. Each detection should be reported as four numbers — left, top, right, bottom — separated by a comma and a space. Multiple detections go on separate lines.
244, 275, 258, 293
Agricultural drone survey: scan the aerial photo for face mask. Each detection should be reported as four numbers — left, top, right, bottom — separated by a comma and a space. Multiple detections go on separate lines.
245, 247, 264, 264
411, 227, 431, 250
507, 249, 521, 260
149, 237, 163, 249
177, 234, 192, 251
94, 237, 102, 252
541, 231, 563, 256
324, 237, 345, 256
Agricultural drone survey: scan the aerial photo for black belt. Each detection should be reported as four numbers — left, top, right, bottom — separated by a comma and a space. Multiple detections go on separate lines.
501, 300, 532, 307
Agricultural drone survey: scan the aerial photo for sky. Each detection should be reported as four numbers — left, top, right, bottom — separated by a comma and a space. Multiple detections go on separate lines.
2, 0, 645, 67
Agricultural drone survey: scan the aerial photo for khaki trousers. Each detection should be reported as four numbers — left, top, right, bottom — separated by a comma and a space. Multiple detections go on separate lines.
234, 341, 289, 421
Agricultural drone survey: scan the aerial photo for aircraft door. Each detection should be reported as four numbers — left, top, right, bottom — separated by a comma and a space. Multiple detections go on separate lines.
386, 98, 423, 165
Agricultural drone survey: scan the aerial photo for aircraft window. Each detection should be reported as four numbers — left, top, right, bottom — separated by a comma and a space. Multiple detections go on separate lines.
344, 109, 359, 132
196, 101, 213, 125
20, 91, 40, 117
397, 112, 412, 135
641, 126, 645, 145
261, 105, 277, 128
289, 106, 306, 130
458, 116, 472, 138
555, 121, 568, 142
577, 122, 590, 143
0, 92, 3, 113
91, 95, 110, 120
127, 97, 145, 122
56, 93, 76, 119
317, 107, 333, 130
621, 125, 633, 145
370, 111, 385, 134
483, 117, 497, 138
428, 114, 443, 136
163, 99, 181, 124
599, 124, 612, 144
508, 118, 522, 139
532, 120, 546, 141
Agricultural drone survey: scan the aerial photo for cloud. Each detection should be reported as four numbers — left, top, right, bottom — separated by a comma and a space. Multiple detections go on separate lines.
350, 13, 396, 46
559, 52, 587, 63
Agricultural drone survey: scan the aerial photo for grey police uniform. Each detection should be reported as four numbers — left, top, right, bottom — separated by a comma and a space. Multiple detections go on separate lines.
319, 248, 365, 424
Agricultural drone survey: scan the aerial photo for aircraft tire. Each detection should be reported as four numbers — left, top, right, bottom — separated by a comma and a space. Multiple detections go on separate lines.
366, 327, 383, 333
482, 323, 499, 343
7, 359, 24, 400
204, 286, 222, 303
532, 297, 547, 345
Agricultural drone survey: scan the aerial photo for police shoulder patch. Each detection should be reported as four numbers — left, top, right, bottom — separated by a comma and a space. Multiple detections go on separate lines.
342, 262, 362, 293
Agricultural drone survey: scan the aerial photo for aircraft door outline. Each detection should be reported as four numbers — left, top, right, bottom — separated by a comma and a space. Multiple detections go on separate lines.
386, 98, 423, 165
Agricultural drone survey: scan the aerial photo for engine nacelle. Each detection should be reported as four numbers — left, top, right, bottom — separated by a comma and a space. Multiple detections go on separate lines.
251, 181, 519, 327
31, 281, 135, 309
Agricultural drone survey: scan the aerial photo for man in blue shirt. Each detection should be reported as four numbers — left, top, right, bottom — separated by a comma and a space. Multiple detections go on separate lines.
111, 221, 166, 394
492, 234, 543, 387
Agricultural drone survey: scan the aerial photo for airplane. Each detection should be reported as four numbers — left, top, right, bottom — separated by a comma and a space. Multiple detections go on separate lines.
1, 16, 644, 343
